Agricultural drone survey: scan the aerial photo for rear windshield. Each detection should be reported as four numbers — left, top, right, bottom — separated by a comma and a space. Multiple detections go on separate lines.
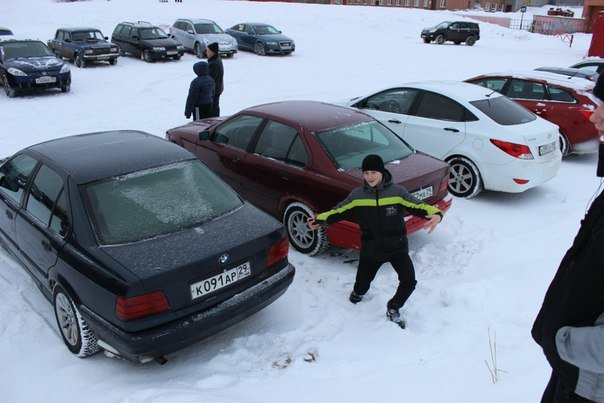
82, 160, 242, 245
1, 41, 53, 58
470, 96, 536, 126
315, 121, 414, 170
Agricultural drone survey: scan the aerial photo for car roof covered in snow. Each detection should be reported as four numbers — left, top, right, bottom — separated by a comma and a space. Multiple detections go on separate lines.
24, 130, 195, 184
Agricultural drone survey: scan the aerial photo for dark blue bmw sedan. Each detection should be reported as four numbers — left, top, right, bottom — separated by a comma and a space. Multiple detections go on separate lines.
0, 39, 71, 97
0, 131, 295, 363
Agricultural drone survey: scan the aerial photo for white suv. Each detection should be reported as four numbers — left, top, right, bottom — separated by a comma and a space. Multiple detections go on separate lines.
170, 18, 237, 58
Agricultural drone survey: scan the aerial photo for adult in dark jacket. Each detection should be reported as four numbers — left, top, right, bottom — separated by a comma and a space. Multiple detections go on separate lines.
308, 154, 443, 328
205, 42, 223, 117
532, 74, 604, 403
184, 60, 215, 120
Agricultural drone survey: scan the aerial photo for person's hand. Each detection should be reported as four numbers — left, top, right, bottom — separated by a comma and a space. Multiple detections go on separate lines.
307, 215, 320, 230
425, 214, 441, 235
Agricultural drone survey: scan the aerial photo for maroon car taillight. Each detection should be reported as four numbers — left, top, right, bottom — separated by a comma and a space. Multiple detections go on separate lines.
490, 139, 534, 160
116, 291, 170, 321
266, 237, 289, 268
438, 176, 448, 194
581, 109, 595, 121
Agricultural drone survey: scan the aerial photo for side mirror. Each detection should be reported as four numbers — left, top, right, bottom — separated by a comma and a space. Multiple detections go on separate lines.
278, 30, 282, 34
132, 35, 139, 40
199, 130, 211, 141
215, 133, 228, 144
187, 30, 194, 35
65, 38, 71, 43
104, 36, 109, 40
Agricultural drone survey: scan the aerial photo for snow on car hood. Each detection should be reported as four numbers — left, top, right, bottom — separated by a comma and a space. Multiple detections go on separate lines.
6, 56, 64, 71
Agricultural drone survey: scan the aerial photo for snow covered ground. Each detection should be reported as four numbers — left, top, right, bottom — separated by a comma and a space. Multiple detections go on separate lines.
0, 1, 601, 402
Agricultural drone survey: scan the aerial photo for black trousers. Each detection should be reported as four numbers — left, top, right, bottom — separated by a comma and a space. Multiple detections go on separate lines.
211, 95, 220, 117
541, 371, 592, 403
193, 103, 213, 121
353, 251, 417, 310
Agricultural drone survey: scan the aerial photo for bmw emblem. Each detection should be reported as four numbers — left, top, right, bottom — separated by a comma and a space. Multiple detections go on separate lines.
219, 254, 229, 265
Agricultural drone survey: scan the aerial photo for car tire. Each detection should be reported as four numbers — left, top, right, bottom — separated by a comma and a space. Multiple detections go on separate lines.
53, 285, 100, 358
436, 35, 445, 45
255, 42, 266, 56
559, 131, 571, 157
3, 76, 16, 98
61, 84, 70, 93
142, 50, 154, 63
109, 58, 117, 65
466, 36, 476, 46
447, 156, 482, 198
423, 38, 430, 43
284, 202, 329, 256
75, 54, 85, 68
118, 47, 125, 57
194, 43, 203, 58
173, 54, 181, 61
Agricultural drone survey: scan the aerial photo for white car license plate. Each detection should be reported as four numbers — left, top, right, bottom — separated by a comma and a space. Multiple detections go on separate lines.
190, 261, 251, 300
412, 186, 433, 200
167, 50, 178, 55
35, 76, 56, 84
539, 142, 556, 156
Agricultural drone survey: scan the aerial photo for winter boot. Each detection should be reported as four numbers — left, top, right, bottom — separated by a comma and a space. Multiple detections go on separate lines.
387, 308, 406, 329
349, 291, 363, 304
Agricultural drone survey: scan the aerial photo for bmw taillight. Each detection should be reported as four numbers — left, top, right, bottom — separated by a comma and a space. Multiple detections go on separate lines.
266, 237, 289, 268
490, 139, 534, 160
116, 291, 170, 321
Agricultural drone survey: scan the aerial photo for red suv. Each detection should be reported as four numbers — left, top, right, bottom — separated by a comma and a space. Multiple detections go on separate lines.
166, 101, 452, 255
466, 71, 599, 156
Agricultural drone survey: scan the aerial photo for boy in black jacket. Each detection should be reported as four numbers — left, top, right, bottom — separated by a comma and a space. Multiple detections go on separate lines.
308, 154, 442, 328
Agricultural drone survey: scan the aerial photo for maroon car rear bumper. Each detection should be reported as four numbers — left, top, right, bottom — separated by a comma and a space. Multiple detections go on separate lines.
325, 194, 453, 250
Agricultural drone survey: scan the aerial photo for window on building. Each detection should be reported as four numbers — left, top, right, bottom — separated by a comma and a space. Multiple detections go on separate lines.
414, 0, 419, 6
491, 2, 496, 11
439, 0, 445, 7
423, 0, 428, 7
405, 0, 410, 6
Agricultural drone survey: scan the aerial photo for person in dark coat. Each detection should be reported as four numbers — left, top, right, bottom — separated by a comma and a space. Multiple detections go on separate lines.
307, 154, 443, 328
184, 60, 214, 121
532, 74, 604, 403
205, 42, 223, 117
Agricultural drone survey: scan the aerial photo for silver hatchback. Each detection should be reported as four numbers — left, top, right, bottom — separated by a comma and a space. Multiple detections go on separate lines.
170, 18, 238, 58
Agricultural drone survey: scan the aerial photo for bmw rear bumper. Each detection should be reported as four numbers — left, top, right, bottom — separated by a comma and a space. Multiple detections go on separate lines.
80, 263, 295, 363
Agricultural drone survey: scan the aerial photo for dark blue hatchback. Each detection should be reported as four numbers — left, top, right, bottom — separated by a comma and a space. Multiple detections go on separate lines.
0, 39, 71, 97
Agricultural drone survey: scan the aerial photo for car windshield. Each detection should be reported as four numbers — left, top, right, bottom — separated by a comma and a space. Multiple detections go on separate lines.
315, 121, 414, 170
435, 22, 451, 29
71, 30, 105, 42
194, 23, 224, 34
254, 25, 280, 35
138, 27, 168, 39
1, 41, 54, 58
82, 160, 243, 245
470, 96, 537, 125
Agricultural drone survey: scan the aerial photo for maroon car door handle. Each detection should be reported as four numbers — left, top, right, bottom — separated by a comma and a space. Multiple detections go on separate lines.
231, 156, 241, 163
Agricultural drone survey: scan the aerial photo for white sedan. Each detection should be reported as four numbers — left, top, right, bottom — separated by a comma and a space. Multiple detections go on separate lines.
343, 81, 562, 198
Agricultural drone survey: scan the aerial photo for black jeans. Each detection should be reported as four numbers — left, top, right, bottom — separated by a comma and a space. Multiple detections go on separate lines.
541, 371, 593, 403
353, 250, 417, 310
211, 95, 220, 117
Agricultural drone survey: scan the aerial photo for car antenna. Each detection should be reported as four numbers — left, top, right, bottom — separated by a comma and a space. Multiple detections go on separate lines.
485, 89, 496, 97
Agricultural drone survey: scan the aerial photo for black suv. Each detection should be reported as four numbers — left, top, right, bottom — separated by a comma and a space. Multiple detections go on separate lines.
111, 21, 185, 63
421, 21, 480, 46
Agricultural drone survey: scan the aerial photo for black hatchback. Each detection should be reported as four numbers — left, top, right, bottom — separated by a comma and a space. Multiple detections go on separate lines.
421, 21, 480, 46
0, 130, 294, 363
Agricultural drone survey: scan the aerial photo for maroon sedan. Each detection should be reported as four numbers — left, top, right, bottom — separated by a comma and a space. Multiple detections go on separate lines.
466, 71, 599, 156
166, 101, 452, 255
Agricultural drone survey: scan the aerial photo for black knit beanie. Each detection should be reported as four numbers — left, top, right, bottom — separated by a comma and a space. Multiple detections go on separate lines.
207, 43, 219, 54
361, 154, 386, 174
